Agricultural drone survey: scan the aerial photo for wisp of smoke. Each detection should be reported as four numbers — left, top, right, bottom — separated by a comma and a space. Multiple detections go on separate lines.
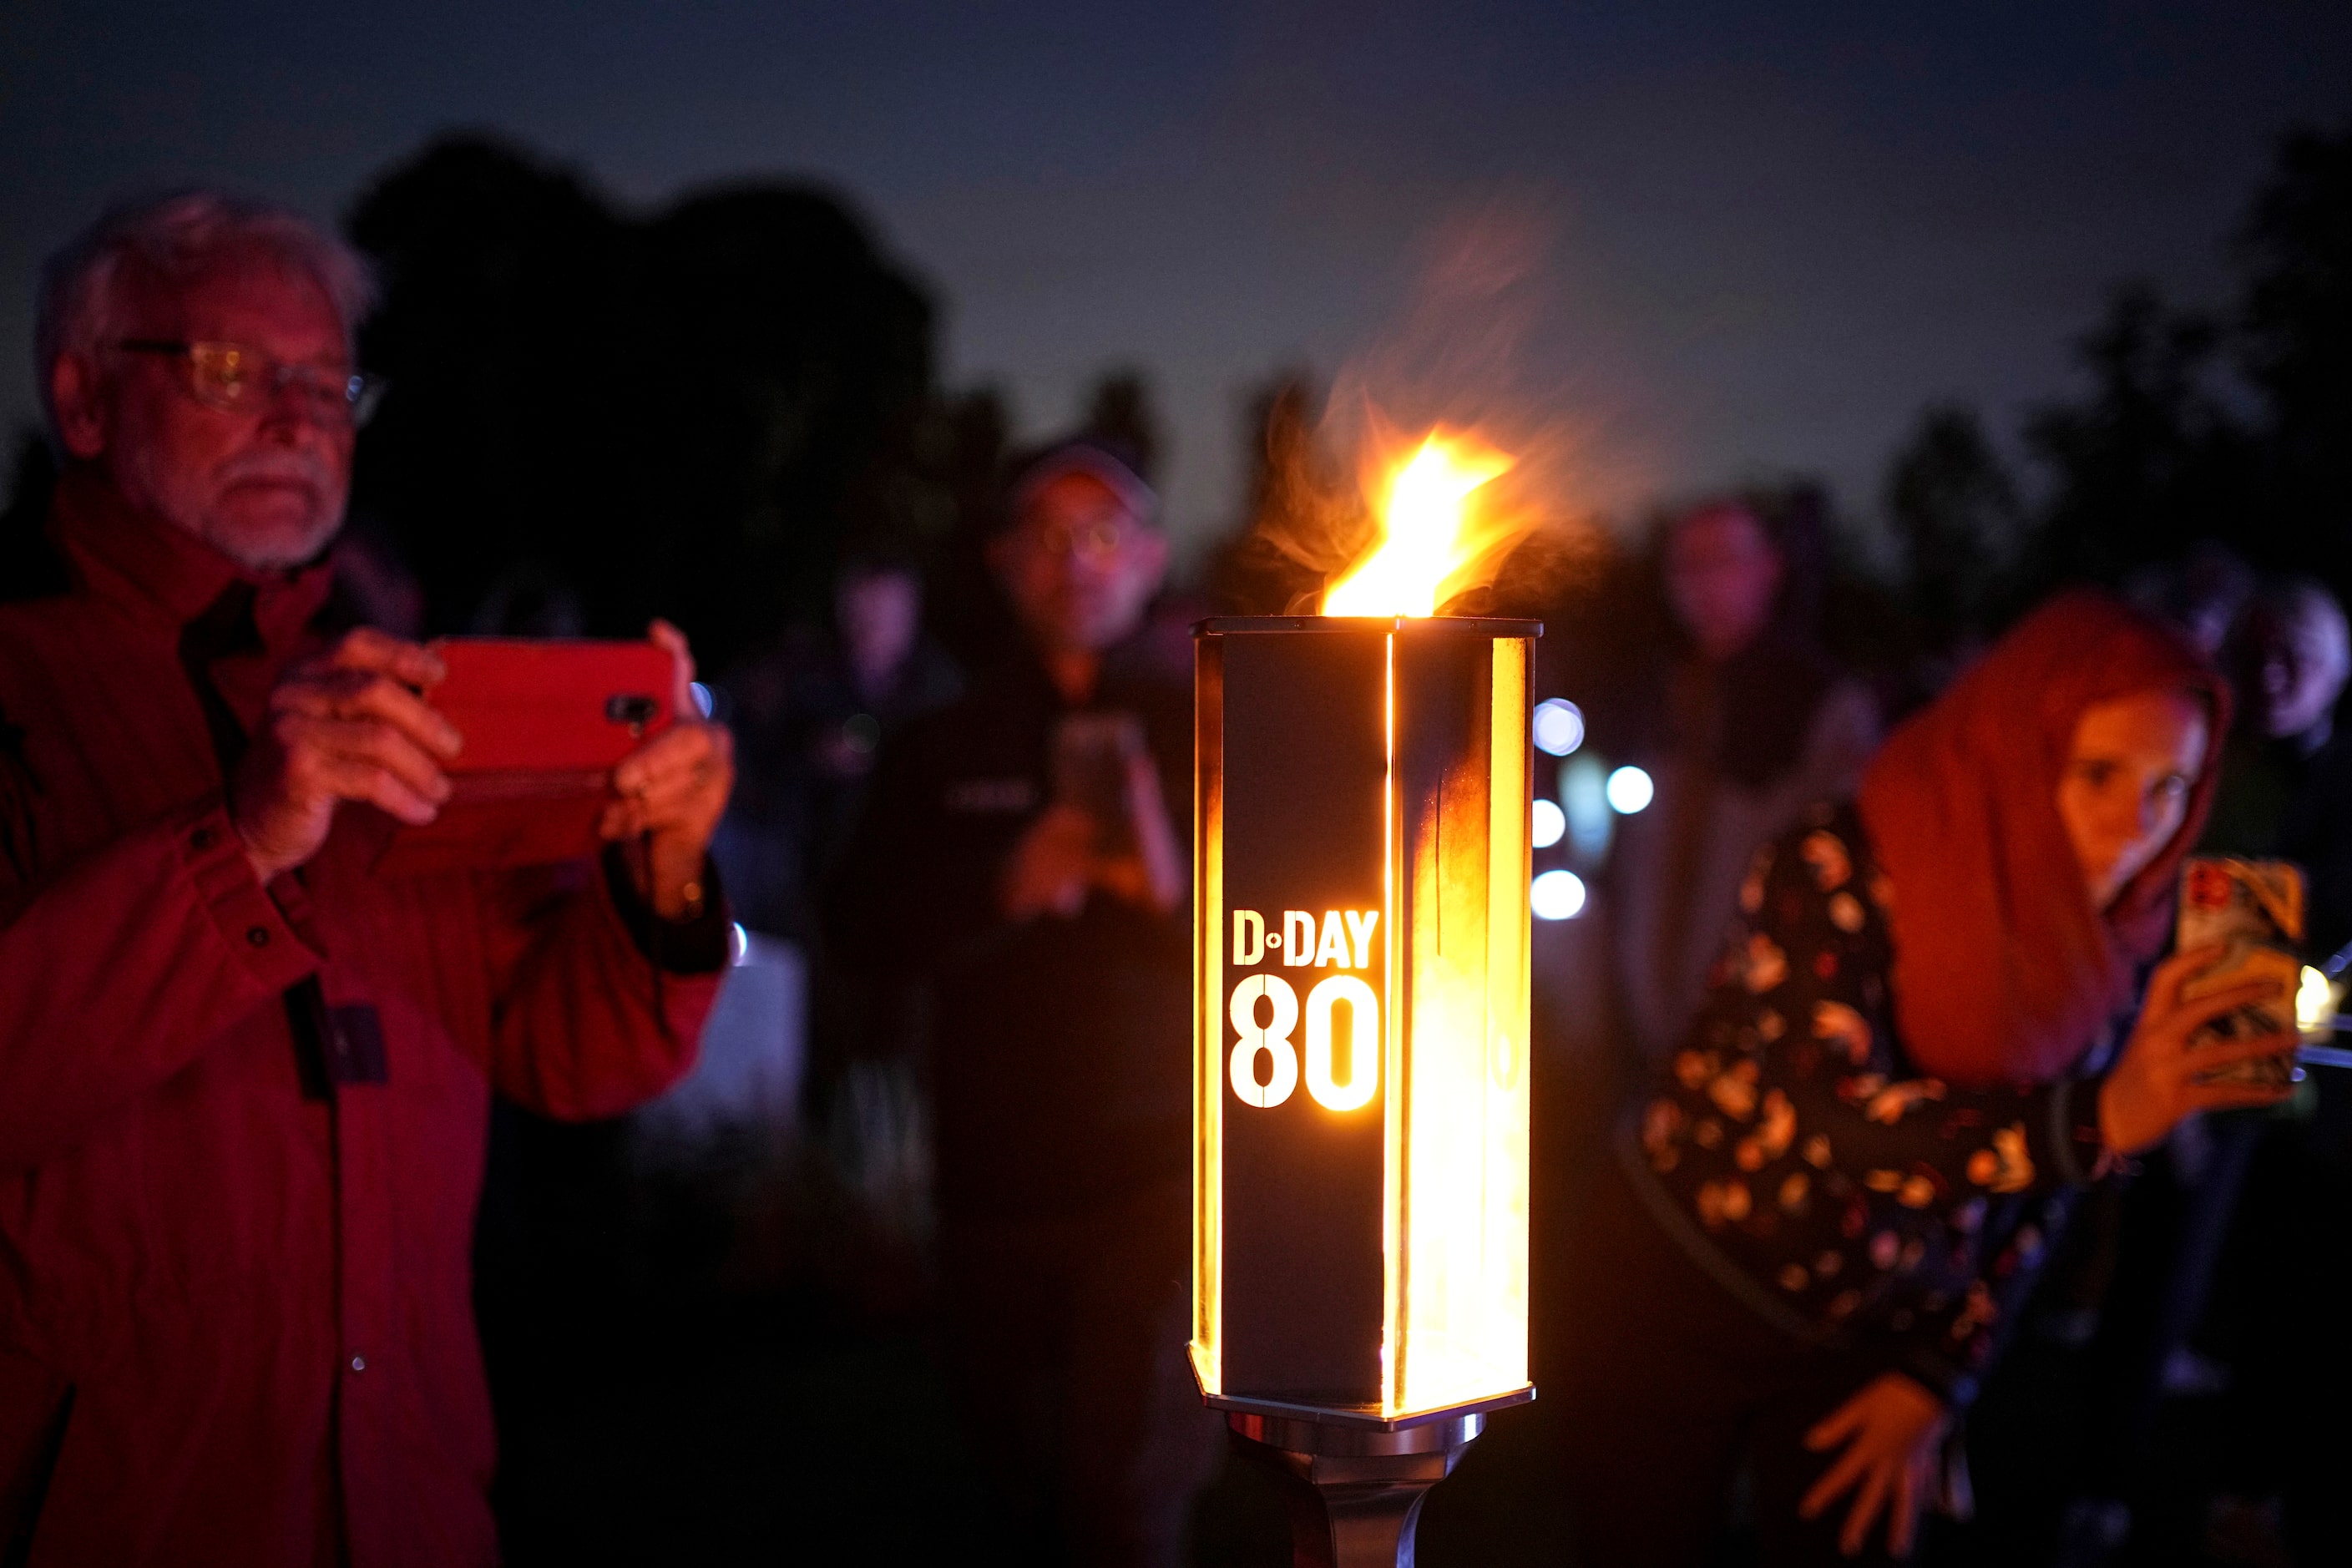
1227, 195, 1620, 617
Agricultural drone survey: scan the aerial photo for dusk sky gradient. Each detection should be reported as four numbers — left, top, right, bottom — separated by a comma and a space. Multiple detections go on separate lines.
3, 2, 2349, 570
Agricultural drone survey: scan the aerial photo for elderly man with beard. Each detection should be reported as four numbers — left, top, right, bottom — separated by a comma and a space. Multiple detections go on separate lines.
0, 193, 733, 1565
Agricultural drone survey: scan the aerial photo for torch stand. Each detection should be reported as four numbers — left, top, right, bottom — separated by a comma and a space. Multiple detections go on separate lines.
1222, 1409, 1484, 1568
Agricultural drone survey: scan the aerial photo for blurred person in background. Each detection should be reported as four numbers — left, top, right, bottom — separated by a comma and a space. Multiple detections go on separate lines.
2205, 576, 2352, 856
826, 438, 1217, 1565
2234, 579, 2352, 1567
706, 544, 962, 1302
2067, 574, 2352, 1564
1550, 592, 2296, 1565
1506, 499, 1875, 1526
0, 192, 732, 1564
2124, 542, 2258, 662
1605, 498, 1879, 1070
714, 545, 960, 945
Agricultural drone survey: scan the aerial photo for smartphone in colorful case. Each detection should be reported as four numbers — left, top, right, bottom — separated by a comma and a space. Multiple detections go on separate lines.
2177, 857, 2305, 1087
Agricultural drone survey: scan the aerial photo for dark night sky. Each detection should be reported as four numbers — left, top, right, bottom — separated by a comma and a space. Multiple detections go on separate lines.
4, 2, 2349, 568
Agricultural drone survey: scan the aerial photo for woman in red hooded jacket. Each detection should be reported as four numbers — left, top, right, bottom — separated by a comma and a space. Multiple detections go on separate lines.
1549, 591, 2299, 1565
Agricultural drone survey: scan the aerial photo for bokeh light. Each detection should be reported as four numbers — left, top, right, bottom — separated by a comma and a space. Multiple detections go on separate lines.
2299, 964, 2336, 1035
1530, 797, 1565, 849
1606, 765, 1654, 814
1532, 698, 1585, 756
1531, 869, 1586, 921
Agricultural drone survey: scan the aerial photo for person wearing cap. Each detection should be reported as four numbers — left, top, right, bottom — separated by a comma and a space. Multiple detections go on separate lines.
827, 437, 1217, 1564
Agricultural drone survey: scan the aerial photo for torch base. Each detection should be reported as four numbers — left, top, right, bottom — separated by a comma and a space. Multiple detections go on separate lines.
1224, 1410, 1484, 1568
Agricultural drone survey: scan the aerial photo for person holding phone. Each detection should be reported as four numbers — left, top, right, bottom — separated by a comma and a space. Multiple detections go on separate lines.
2065, 575, 2352, 1562
1548, 591, 2297, 1565
827, 437, 1214, 1565
0, 193, 733, 1565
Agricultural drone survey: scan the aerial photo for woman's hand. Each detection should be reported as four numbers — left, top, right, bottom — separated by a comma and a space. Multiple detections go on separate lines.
2098, 944, 2299, 1157
1801, 1372, 1949, 1558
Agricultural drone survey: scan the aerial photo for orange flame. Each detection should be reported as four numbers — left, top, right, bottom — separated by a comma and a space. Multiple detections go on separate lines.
1322, 431, 1516, 617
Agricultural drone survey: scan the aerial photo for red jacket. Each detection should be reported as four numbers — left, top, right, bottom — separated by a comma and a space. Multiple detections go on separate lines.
0, 473, 717, 1565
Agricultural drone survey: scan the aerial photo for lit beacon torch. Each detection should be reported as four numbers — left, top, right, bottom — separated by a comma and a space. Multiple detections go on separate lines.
1191, 433, 1537, 1566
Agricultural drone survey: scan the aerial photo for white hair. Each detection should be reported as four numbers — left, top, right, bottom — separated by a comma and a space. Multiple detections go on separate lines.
35, 190, 377, 447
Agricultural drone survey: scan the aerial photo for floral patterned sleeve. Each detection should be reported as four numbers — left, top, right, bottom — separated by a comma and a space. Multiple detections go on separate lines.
1626, 802, 2109, 1404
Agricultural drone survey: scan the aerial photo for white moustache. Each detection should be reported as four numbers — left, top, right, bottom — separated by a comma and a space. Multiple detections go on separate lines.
218, 453, 332, 493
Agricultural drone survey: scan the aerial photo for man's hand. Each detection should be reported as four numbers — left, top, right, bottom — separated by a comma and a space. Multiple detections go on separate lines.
1000, 804, 1098, 920
1092, 749, 1184, 915
1800, 1372, 1950, 1558
597, 621, 735, 919
999, 751, 1184, 922
232, 628, 461, 883
2099, 944, 2299, 1157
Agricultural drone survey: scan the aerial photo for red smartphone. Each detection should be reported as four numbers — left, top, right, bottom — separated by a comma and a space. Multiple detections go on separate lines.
373, 637, 679, 875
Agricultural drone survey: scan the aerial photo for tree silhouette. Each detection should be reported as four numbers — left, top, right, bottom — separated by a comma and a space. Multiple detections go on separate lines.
2239, 125, 2352, 589
1883, 402, 2021, 652
345, 138, 627, 638
920, 385, 1020, 670
1985, 123, 2352, 612
1079, 368, 1163, 483
2020, 284, 2250, 588
346, 134, 947, 673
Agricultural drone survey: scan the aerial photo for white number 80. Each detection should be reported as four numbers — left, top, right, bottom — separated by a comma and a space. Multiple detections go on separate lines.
1228, 973, 1379, 1112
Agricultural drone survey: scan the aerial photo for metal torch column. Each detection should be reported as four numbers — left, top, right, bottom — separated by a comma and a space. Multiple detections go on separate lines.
1223, 1410, 1484, 1568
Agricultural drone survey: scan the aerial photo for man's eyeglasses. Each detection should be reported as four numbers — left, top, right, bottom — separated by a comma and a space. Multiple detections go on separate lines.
114, 340, 387, 429
1013, 517, 1133, 563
